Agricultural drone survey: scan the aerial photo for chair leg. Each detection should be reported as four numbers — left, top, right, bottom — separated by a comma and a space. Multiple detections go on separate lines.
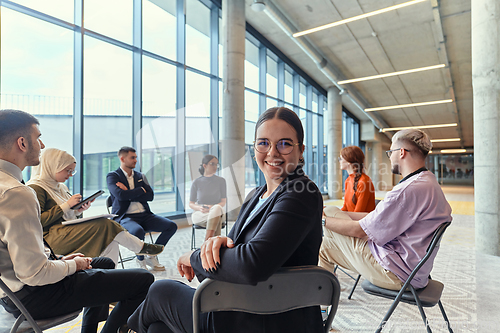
348, 275, 361, 300
191, 226, 196, 250
437, 300, 454, 333
118, 250, 125, 269
148, 232, 154, 243
333, 265, 338, 274
410, 285, 432, 333
374, 288, 407, 333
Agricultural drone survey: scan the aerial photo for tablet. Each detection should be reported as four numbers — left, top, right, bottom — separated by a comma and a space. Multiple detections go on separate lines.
70, 190, 105, 210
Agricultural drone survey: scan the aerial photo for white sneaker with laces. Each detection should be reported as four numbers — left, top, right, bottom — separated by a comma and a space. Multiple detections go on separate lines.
136, 258, 148, 270
144, 255, 165, 271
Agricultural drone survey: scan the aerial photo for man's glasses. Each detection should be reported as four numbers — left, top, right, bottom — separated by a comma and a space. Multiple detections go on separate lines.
385, 148, 410, 158
253, 139, 300, 155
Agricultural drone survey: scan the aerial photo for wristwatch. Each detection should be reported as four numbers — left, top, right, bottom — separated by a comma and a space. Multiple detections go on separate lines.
321, 217, 327, 226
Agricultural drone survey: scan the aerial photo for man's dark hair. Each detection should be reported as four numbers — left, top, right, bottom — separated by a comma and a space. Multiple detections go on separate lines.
118, 146, 136, 157
0, 109, 40, 150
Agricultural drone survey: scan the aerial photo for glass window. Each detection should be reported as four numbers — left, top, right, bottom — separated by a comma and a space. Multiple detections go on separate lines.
83, 37, 133, 202
185, 71, 212, 208
312, 93, 318, 113
284, 70, 293, 104
245, 39, 259, 91
84, 0, 133, 45
245, 90, 259, 129
141, 56, 177, 213
12, 0, 73, 23
266, 97, 278, 109
311, 113, 319, 183
266, 56, 278, 98
218, 17, 223, 78
186, 0, 210, 73
299, 82, 307, 109
143, 0, 176, 60
300, 110, 307, 141
1, 8, 73, 186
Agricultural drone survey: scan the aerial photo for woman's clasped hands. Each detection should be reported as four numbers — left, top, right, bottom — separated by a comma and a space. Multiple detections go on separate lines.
176, 236, 235, 282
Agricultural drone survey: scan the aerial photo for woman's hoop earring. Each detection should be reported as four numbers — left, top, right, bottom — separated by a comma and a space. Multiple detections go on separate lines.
252, 156, 256, 160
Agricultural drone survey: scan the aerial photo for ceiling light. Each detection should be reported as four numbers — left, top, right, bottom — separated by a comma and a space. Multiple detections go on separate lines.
430, 138, 461, 143
380, 123, 457, 132
293, 0, 426, 37
365, 99, 453, 112
440, 149, 467, 154
339, 64, 445, 85
251, 1, 266, 12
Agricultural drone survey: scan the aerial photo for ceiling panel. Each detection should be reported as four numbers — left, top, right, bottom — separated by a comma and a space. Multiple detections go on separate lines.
245, 0, 472, 148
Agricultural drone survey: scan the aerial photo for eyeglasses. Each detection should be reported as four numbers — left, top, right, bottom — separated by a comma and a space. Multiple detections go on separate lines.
253, 139, 300, 155
65, 169, 77, 176
385, 148, 410, 158
337, 156, 343, 162
208, 162, 220, 168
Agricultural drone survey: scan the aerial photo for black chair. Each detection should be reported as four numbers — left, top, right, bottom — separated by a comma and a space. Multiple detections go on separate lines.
334, 199, 382, 299
0, 273, 81, 333
106, 196, 154, 269
192, 265, 341, 333
361, 222, 453, 333
190, 204, 229, 250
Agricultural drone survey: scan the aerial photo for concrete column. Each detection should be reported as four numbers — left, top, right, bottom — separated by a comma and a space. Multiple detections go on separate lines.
371, 142, 382, 190
472, 0, 500, 256
326, 86, 343, 199
221, 0, 245, 220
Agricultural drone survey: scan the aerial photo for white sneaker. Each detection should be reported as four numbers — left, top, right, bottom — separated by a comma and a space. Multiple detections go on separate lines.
136, 258, 148, 270
144, 255, 165, 271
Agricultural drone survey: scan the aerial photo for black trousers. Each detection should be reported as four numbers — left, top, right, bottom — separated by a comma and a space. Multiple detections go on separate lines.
17, 258, 154, 333
128, 279, 211, 333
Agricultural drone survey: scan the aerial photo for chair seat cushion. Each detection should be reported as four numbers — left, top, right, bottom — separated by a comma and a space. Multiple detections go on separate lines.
361, 279, 444, 307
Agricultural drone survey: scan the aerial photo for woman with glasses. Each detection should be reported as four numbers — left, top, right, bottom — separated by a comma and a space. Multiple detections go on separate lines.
337, 146, 376, 213
128, 107, 323, 333
27, 148, 163, 265
189, 154, 226, 241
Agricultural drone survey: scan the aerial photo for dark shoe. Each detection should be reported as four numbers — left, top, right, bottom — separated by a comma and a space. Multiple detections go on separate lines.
136, 243, 164, 256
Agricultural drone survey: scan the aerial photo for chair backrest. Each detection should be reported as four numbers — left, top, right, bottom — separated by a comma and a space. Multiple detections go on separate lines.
106, 196, 112, 214
192, 265, 340, 333
0, 272, 42, 333
0, 273, 81, 333
402, 221, 452, 289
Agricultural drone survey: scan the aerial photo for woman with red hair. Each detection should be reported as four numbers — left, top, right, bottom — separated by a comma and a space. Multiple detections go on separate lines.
338, 146, 376, 213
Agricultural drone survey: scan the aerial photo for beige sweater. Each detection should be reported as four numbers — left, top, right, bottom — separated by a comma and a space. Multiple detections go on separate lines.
0, 159, 76, 295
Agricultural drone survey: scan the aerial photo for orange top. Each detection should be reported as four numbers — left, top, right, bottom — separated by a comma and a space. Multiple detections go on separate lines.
341, 173, 376, 213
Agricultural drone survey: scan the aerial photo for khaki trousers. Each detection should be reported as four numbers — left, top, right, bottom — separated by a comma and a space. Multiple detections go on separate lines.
191, 204, 224, 236
319, 206, 402, 290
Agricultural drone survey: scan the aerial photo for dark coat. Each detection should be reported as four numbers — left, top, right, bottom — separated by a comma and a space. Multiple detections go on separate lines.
106, 168, 153, 221
190, 170, 324, 333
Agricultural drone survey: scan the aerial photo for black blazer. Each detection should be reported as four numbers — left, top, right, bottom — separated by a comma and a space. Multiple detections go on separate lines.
190, 170, 324, 333
106, 168, 154, 221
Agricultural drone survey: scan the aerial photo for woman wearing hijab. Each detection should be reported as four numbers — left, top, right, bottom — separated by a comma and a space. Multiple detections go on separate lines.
27, 148, 163, 265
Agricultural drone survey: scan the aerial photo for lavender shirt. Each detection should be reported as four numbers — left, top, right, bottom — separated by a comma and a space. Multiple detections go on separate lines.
359, 171, 452, 288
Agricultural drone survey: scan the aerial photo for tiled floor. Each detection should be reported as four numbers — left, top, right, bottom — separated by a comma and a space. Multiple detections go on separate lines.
3, 185, 499, 332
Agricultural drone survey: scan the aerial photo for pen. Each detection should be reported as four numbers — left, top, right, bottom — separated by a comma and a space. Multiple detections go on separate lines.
67, 191, 72, 196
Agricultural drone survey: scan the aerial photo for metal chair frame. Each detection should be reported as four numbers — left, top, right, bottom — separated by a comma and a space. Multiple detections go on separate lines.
190, 204, 229, 250
361, 221, 453, 333
0, 273, 80, 333
106, 196, 154, 269
192, 265, 341, 333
